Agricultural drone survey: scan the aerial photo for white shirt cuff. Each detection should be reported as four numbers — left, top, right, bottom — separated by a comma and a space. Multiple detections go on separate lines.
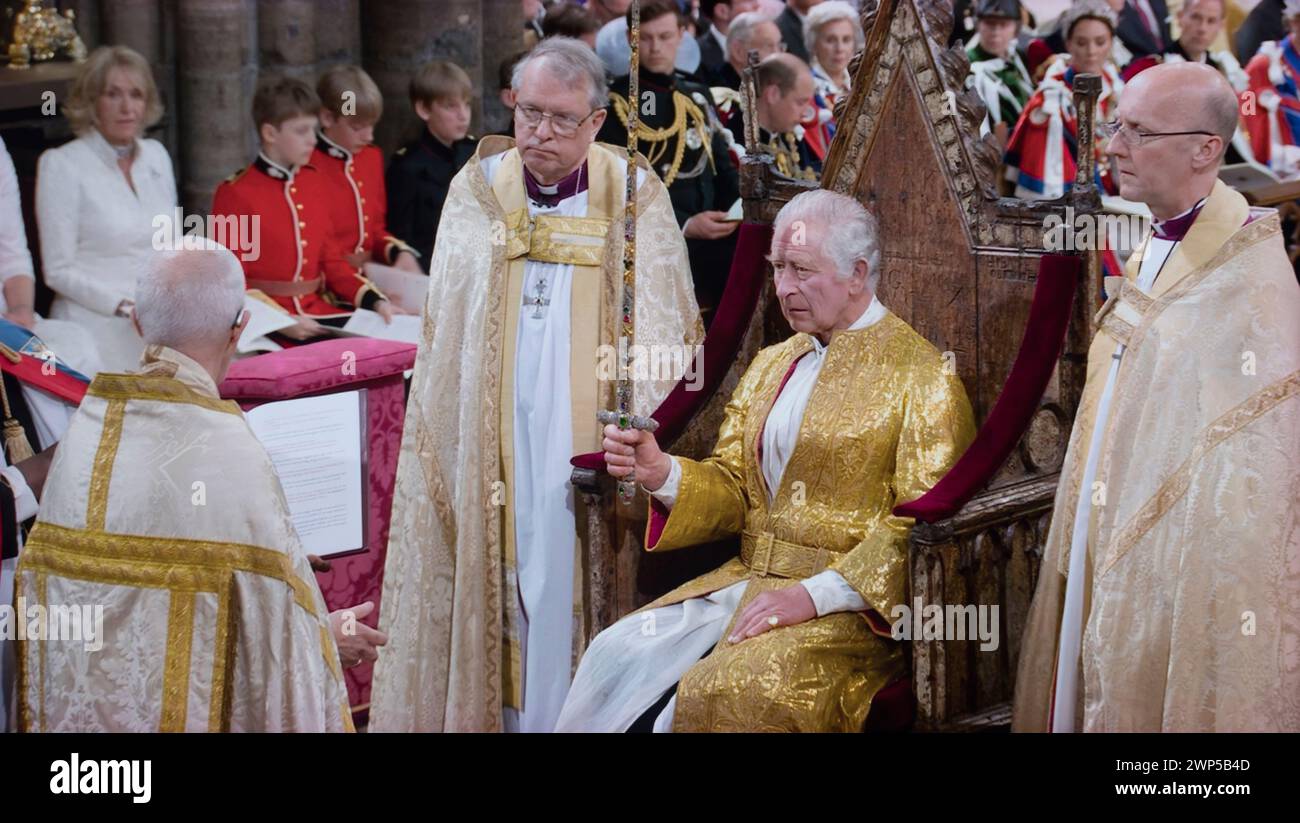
1, 464, 38, 522
800, 569, 868, 617
647, 456, 681, 510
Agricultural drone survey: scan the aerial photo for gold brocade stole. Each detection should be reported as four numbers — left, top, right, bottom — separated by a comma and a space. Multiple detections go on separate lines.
15, 375, 350, 733
1095, 275, 1155, 348
492, 148, 619, 710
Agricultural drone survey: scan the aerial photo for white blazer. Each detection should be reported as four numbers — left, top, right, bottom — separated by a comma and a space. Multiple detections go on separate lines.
36, 129, 176, 373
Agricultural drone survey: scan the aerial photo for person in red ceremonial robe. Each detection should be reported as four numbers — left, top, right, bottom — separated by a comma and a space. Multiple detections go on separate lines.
1241, 0, 1300, 175
311, 66, 422, 277
210, 77, 397, 341
1004, 0, 1124, 200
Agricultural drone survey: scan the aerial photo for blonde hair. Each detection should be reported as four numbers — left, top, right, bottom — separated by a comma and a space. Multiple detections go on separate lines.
317, 64, 384, 123
65, 45, 164, 137
409, 60, 473, 107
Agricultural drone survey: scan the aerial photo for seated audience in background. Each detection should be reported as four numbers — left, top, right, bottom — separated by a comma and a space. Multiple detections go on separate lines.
802, 1, 864, 162
1242, 0, 1300, 174
1004, 0, 1124, 200
35, 45, 176, 373
210, 77, 395, 339
312, 65, 422, 279
964, 0, 1035, 148
386, 60, 479, 272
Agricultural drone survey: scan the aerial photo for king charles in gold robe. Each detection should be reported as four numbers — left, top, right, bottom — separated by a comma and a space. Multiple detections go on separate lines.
556, 190, 975, 732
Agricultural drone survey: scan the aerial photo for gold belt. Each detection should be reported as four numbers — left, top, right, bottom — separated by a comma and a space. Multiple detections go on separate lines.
740, 530, 831, 579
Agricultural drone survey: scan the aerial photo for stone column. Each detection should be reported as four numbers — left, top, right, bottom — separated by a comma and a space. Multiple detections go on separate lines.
176, 0, 258, 214
480, 0, 525, 135
314, 0, 362, 72
257, 0, 318, 82
362, 0, 481, 155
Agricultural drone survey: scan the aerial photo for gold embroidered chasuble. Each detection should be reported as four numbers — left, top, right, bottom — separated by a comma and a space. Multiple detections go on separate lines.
1014, 181, 1300, 731
370, 137, 702, 732
643, 311, 976, 731
15, 345, 351, 732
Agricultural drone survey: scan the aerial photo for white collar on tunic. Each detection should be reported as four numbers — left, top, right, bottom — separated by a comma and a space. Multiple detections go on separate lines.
809, 295, 886, 355
258, 151, 297, 181
85, 127, 140, 168
317, 129, 352, 160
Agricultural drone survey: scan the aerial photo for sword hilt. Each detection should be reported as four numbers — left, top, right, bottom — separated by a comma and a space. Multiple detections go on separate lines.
597, 409, 658, 502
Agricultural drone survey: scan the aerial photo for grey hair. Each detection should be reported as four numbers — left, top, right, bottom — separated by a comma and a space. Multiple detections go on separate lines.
135, 238, 246, 350
774, 189, 882, 289
512, 37, 607, 112
1201, 70, 1243, 159
803, 1, 865, 58
728, 11, 777, 53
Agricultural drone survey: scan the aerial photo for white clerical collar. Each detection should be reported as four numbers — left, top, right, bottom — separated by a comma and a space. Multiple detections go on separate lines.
810, 295, 885, 355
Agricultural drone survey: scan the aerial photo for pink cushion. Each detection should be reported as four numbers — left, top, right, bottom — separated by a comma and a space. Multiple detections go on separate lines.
220, 338, 416, 400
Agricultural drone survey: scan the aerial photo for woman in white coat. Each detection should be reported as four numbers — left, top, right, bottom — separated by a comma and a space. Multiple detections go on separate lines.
36, 45, 177, 373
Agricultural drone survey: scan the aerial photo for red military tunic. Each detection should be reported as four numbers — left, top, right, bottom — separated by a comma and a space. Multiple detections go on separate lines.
210, 153, 384, 317
310, 133, 414, 266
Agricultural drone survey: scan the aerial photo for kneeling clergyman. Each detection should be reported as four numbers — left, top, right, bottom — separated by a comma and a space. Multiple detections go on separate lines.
556, 190, 976, 732
14, 243, 378, 732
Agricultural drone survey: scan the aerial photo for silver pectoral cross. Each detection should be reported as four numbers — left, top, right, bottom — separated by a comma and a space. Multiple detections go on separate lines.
524, 276, 550, 318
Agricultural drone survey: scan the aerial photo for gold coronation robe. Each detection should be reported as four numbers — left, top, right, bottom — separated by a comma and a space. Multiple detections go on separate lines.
370, 137, 701, 732
1015, 181, 1300, 732
642, 312, 974, 732
15, 346, 351, 732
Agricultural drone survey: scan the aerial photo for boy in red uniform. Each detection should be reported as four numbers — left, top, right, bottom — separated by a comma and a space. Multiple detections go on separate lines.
311, 65, 421, 274
212, 77, 395, 339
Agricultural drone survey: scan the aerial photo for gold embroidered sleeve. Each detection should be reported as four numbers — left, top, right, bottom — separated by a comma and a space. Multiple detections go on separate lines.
830, 366, 976, 621
645, 352, 769, 551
